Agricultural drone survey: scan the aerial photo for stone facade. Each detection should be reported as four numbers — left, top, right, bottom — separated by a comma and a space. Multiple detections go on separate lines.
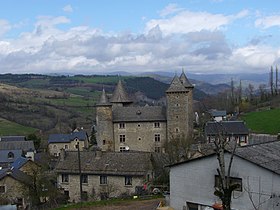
0, 176, 25, 204
96, 72, 193, 153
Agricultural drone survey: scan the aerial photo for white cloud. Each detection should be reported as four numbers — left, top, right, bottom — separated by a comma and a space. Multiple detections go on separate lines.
145, 10, 248, 36
255, 15, 280, 29
63, 4, 73, 13
0, 19, 12, 37
159, 4, 184, 17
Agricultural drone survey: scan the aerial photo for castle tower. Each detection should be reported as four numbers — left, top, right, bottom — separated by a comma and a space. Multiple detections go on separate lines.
166, 71, 194, 141
110, 80, 132, 109
96, 88, 114, 151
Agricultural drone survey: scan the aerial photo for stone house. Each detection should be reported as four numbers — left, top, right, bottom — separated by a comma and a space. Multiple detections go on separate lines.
204, 121, 249, 146
96, 72, 194, 153
209, 109, 227, 122
48, 130, 89, 156
169, 141, 280, 210
0, 167, 31, 208
55, 150, 168, 202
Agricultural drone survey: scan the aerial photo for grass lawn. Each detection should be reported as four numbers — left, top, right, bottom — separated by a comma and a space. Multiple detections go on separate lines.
0, 118, 37, 136
241, 108, 280, 134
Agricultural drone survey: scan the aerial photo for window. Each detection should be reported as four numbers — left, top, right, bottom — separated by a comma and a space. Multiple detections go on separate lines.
119, 123, 125, 129
81, 174, 88, 184
100, 176, 107, 185
120, 146, 126, 152
75, 144, 79, 149
125, 176, 132, 186
155, 147, 161, 153
155, 134, 160, 142
154, 122, 160, 128
7, 152, 14, 159
64, 190, 69, 199
138, 124, 141, 127
187, 202, 199, 210
175, 128, 179, 133
0, 186, 5, 193
103, 140, 106, 145
53, 145, 57, 149
138, 137, 142, 141
215, 175, 242, 192
120, 134, 125, 143
62, 174, 69, 183
65, 145, 68, 149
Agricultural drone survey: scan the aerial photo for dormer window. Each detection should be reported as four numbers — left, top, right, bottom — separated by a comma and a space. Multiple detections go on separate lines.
119, 123, 125, 129
8, 152, 14, 159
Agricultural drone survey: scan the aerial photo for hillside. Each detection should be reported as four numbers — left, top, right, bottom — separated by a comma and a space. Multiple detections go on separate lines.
0, 74, 207, 137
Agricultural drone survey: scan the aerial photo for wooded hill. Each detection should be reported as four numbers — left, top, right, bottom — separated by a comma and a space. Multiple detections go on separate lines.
0, 74, 207, 137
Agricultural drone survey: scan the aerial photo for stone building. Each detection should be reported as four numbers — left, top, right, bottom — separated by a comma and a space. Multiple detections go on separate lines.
96, 72, 194, 153
55, 150, 168, 202
48, 130, 89, 156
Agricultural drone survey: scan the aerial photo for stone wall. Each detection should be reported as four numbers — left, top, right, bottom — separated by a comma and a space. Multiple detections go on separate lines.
48, 139, 87, 156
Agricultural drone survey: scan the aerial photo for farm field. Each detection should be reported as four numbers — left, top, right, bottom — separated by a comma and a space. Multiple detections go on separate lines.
0, 117, 37, 136
241, 108, 280, 134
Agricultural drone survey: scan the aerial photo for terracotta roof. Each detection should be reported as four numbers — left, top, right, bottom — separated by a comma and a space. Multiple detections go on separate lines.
205, 121, 249, 136
166, 75, 189, 93
113, 106, 166, 122
48, 130, 88, 143
55, 151, 154, 176
110, 80, 132, 103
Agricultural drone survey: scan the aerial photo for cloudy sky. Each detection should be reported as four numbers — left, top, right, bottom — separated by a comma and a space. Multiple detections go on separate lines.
0, 0, 280, 75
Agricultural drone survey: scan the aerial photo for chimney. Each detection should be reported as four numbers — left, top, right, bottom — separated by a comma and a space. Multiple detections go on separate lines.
60, 148, 66, 161
95, 150, 102, 159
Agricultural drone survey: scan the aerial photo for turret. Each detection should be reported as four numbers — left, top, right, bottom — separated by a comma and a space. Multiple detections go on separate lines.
110, 80, 132, 109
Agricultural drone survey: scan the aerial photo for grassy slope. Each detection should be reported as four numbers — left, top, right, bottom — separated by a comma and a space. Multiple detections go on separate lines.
0, 118, 37, 136
241, 108, 280, 134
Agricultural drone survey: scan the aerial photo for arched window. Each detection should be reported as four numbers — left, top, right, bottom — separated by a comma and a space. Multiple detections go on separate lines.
8, 152, 14, 159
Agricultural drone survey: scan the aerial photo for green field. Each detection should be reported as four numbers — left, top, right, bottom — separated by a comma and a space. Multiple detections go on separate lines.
0, 118, 37, 136
241, 108, 280, 134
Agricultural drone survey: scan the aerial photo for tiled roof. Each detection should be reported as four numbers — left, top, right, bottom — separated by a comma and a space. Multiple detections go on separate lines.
170, 141, 280, 175
48, 130, 88, 143
10, 157, 29, 169
0, 150, 22, 164
179, 71, 193, 88
96, 88, 111, 106
234, 141, 280, 174
209, 110, 227, 117
205, 121, 249, 136
0, 167, 31, 185
0, 141, 35, 152
0, 136, 26, 142
113, 106, 166, 122
55, 151, 155, 176
110, 80, 132, 103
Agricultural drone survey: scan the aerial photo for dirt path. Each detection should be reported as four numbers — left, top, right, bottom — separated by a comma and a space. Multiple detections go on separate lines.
69, 198, 164, 210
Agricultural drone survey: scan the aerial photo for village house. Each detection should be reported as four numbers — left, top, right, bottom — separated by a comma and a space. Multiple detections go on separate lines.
169, 140, 280, 210
204, 121, 249, 146
95, 72, 194, 153
209, 109, 227, 122
48, 130, 89, 157
55, 150, 168, 202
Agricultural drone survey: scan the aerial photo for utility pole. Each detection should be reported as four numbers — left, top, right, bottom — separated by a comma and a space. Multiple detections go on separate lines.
77, 142, 83, 201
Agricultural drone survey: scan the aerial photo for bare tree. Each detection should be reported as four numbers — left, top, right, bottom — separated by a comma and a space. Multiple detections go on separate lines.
275, 66, 278, 95
212, 122, 239, 210
270, 66, 274, 96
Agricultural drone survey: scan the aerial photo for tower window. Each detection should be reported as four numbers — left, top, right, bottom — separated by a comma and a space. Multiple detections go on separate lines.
175, 128, 180, 133
120, 146, 126, 152
155, 134, 160, 142
103, 140, 106, 145
154, 122, 160, 128
155, 147, 161, 153
120, 134, 126, 143
119, 123, 125, 129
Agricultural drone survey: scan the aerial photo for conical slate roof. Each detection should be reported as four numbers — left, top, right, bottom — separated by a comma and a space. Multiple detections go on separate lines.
179, 71, 193, 88
110, 80, 132, 103
166, 75, 188, 93
97, 88, 111, 106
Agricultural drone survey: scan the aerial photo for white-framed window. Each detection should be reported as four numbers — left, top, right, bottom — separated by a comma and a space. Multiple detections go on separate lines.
125, 176, 132, 186
120, 134, 125, 143
154, 122, 160, 128
65, 145, 68, 149
62, 174, 69, 183
100, 175, 107, 185
155, 147, 161, 153
0, 186, 5, 193
155, 134, 160, 142
119, 123, 125, 129
81, 174, 88, 184
120, 146, 126, 152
